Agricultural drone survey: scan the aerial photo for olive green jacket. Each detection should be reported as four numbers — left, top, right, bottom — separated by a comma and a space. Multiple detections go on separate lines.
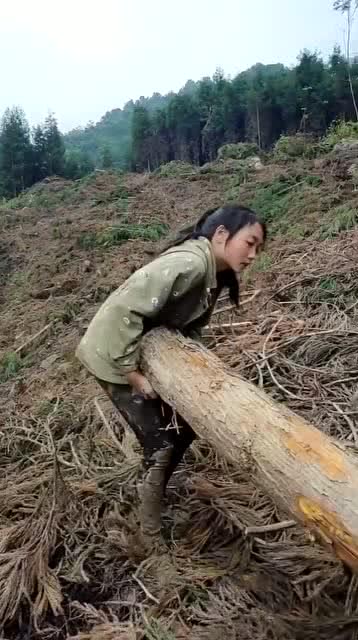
76, 237, 218, 384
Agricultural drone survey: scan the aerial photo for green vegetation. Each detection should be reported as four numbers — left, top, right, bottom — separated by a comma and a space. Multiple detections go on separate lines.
248, 176, 304, 223
319, 205, 357, 238
321, 119, 358, 150
0, 352, 29, 382
319, 276, 338, 293
145, 620, 176, 640
0, 182, 78, 211
273, 135, 318, 160
217, 142, 259, 160
242, 253, 273, 285
154, 161, 197, 177
78, 222, 168, 249
0, 173, 129, 215
0, 109, 93, 200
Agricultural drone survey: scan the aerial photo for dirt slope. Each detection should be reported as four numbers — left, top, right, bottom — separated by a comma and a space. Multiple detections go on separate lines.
1, 162, 358, 639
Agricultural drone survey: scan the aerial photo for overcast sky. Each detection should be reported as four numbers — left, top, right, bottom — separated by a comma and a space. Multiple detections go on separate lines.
0, 0, 349, 132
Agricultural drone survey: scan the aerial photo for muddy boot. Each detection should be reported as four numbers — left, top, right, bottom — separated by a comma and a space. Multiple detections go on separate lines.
137, 446, 173, 542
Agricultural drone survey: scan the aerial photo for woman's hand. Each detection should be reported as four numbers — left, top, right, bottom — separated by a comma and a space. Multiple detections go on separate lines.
126, 370, 158, 399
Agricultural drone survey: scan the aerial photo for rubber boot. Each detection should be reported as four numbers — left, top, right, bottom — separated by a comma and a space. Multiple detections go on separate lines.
137, 446, 173, 547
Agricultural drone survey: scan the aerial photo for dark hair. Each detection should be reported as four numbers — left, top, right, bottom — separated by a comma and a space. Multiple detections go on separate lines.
164, 204, 267, 306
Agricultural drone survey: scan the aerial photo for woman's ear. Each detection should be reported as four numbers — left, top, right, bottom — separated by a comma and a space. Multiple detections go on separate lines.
212, 225, 229, 243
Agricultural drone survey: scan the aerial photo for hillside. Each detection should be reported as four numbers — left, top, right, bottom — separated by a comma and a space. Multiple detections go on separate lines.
1, 146, 358, 639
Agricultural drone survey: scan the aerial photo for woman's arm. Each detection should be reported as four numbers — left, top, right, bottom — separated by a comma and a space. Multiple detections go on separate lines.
104, 252, 206, 386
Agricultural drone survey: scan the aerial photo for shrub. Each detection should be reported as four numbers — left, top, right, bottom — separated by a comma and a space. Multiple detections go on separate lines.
274, 134, 318, 160
322, 120, 358, 150
154, 161, 197, 177
217, 143, 259, 160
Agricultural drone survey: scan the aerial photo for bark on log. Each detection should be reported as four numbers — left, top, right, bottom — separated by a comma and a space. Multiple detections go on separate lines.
141, 328, 358, 572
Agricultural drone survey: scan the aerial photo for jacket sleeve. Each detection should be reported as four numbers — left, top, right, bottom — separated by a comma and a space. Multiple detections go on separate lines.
104, 252, 206, 375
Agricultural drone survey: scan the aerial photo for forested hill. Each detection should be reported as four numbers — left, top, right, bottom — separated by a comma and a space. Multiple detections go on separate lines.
64, 92, 174, 170
2, 47, 358, 200
64, 49, 358, 170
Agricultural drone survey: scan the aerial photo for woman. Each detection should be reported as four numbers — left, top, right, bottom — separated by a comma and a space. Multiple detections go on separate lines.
76, 204, 266, 543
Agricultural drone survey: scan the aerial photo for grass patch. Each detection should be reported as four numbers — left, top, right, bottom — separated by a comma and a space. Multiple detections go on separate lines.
0, 352, 30, 382
241, 174, 324, 235
242, 253, 273, 284
319, 277, 338, 294
78, 222, 168, 249
249, 176, 303, 223
91, 181, 129, 207
145, 620, 176, 640
319, 205, 357, 239
10, 271, 29, 287
250, 252, 273, 273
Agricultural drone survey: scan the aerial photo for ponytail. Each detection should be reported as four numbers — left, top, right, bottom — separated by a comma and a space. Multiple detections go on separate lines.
162, 207, 218, 250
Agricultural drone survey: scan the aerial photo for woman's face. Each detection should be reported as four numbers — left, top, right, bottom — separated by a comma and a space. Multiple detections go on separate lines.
212, 223, 265, 274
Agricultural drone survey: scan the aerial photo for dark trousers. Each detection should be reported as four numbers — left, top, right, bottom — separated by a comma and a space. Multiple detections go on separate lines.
97, 379, 196, 488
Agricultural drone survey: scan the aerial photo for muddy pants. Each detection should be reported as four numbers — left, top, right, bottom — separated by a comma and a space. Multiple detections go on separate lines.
97, 379, 196, 535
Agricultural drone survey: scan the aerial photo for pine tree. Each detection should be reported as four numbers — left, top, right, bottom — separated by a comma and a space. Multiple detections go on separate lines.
78, 151, 95, 175
101, 146, 113, 169
43, 113, 65, 176
32, 125, 47, 182
0, 107, 33, 198
131, 107, 153, 171
63, 150, 81, 179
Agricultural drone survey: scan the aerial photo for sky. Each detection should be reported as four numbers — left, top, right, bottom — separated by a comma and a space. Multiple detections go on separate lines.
0, 0, 349, 133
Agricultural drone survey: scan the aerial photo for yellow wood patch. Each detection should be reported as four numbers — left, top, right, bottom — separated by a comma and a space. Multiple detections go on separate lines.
297, 496, 358, 572
283, 425, 348, 481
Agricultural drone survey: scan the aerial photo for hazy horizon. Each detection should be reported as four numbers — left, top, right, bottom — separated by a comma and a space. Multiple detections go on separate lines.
0, 0, 350, 133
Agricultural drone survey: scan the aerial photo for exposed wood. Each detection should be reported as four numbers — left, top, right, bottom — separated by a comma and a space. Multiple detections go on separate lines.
141, 328, 358, 572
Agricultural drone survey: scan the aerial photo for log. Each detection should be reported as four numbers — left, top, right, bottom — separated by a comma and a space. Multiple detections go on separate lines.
141, 328, 358, 572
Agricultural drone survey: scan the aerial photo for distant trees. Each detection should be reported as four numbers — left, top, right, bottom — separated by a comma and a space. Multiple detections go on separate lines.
62, 149, 95, 180
0, 107, 33, 197
130, 50, 358, 171
32, 114, 65, 182
0, 109, 93, 199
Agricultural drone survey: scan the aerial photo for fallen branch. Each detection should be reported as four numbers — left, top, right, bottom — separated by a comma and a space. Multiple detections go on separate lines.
15, 322, 54, 358
244, 520, 296, 536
